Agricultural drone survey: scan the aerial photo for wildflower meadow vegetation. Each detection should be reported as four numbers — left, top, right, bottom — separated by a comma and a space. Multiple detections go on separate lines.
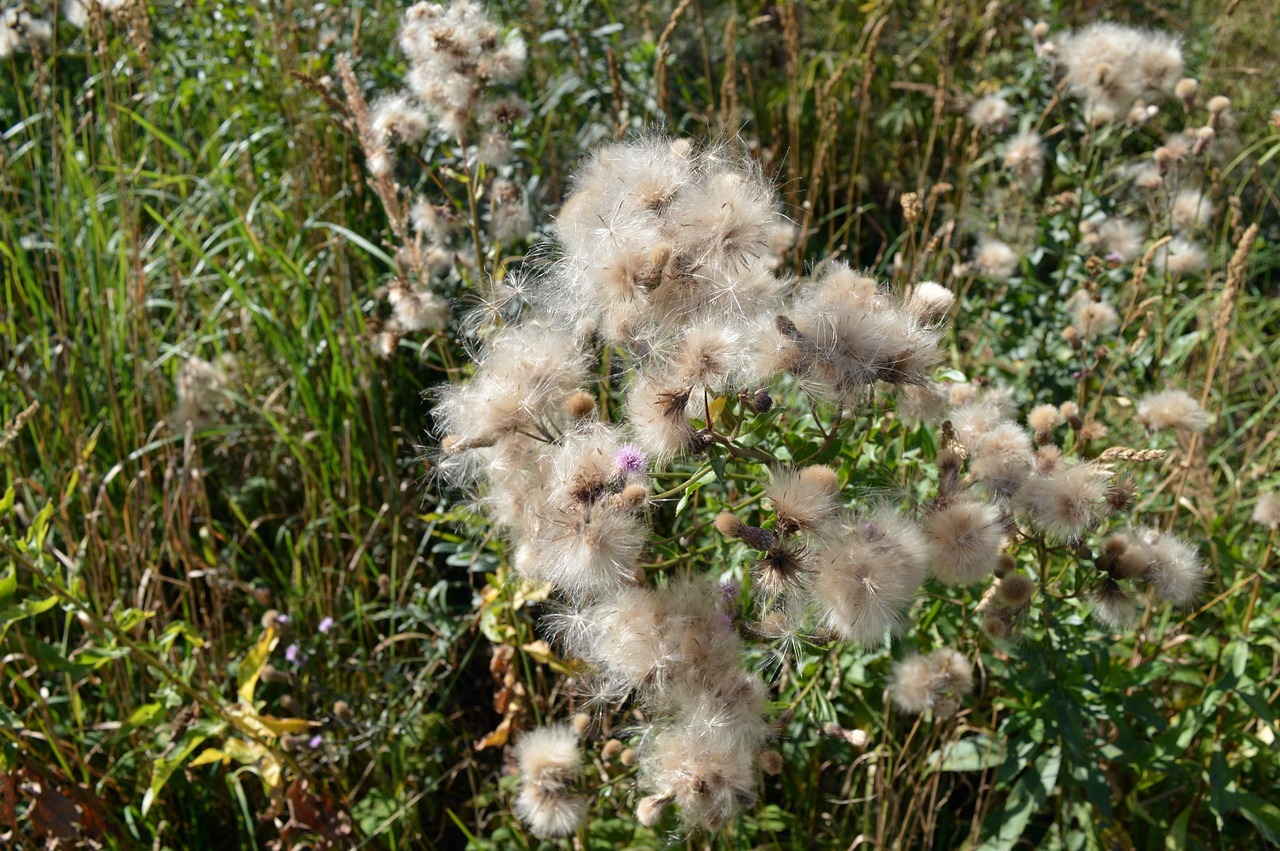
3, 0, 1280, 848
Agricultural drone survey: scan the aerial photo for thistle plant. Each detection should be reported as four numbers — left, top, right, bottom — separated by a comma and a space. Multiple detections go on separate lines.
432, 116, 1215, 836
338, 0, 533, 354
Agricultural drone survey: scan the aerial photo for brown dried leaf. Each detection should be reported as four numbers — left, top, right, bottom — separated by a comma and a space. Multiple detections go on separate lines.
32, 783, 80, 842
0, 773, 15, 828
281, 779, 354, 851
489, 643, 515, 679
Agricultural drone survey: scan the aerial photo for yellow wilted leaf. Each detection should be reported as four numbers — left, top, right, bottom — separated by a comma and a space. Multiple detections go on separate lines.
228, 704, 317, 739
521, 640, 584, 677
188, 748, 229, 768
222, 737, 267, 765
513, 580, 553, 609
706, 395, 727, 424
252, 714, 317, 735
474, 715, 512, 751
237, 623, 278, 703
520, 640, 556, 664
259, 752, 283, 790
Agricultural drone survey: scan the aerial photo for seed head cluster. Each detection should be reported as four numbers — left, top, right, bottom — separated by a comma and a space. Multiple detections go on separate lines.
434, 132, 976, 831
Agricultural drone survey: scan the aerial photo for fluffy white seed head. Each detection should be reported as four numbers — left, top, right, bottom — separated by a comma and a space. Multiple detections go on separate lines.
889, 648, 974, 717
1013, 461, 1111, 540
1002, 131, 1044, 186
1135, 389, 1208, 434
811, 508, 928, 645
925, 500, 1004, 585
765, 466, 842, 534
974, 239, 1018, 282
1252, 492, 1280, 529
969, 421, 1034, 498
906, 281, 956, 326
1111, 528, 1204, 605
1153, 237, 1208, 276
1083, 217, 1143, 263
1071, 295, 1120, 340
968, 94, 1013, 132
1172, 189, 1212, 234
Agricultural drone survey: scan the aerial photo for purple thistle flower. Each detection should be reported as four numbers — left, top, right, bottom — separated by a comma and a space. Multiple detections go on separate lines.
615, 444, 648, 476
318, 616, 335, 634
285, 643, 307, 667
309, 734, 323, 749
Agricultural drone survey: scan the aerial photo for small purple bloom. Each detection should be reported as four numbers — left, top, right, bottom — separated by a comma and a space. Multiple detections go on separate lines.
309, 734, 323, 749
275, 614, 290, 625
614, 444, 648, 477
285, 643, 306, 667
1106, 251, 1123, 263
318, 616, 335, 634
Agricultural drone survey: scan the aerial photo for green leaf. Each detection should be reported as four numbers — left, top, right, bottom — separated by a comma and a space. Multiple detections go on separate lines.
141, 721, 225, 816
709, 446, 727, 489
928, 734, 1005, 772
125, 703, 165, 730
0, 485, 14, 514
113, 608, 154, 632
1235, 792, 1280, 845
0, 594, 59, 641
0, 564, 15, 610
979, 746, 1061, 851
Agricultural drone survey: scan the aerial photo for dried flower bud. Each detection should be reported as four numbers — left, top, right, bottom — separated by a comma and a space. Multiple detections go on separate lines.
333, 700, 352, 720
262, 664, 292, 685
799, 464, 840, 494
1078, 421, 1109, 441
983, 613, 1010, 639
602, 739, 623, 761
995, 553, 1016, 578
715, 511, 745, 538
1208, 95, 1231, 114
619, 747, 636, 767
1032, 21, 1050, 39
759, 750, 784, 775
1105, 477, 1136, 513
997, 573, 1035, 608
752, 388, 774, 413
570, 713, 591, 736
565, 391, 597, 420
618, 484, 649, 510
